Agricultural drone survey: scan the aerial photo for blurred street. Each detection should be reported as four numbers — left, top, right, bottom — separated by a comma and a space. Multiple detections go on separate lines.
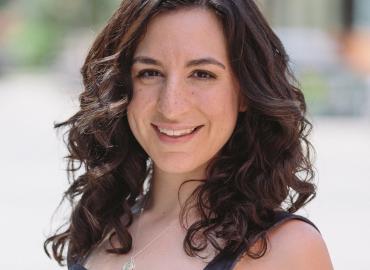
0, 72, 369, 269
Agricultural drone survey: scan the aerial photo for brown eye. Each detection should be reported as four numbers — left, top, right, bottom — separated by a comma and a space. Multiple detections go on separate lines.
137, 69, 162, 79
192, 70, 216, 79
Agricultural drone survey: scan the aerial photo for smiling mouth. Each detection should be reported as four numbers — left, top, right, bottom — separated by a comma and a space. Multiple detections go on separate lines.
151, 124, 203, 138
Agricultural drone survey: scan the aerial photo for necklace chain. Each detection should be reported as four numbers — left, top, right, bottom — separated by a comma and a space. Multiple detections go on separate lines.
122, 207, 177, 270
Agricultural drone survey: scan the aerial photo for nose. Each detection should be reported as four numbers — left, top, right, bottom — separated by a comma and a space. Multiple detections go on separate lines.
156, 76, 191, 119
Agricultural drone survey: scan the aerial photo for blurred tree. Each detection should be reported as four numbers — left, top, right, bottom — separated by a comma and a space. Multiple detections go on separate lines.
3, 0, 121, 68
0, 0, 10, 8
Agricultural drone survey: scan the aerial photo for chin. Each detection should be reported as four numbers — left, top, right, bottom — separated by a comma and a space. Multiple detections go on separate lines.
153, 156, 207, 177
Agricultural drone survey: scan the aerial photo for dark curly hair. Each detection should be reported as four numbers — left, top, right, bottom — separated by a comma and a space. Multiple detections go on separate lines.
44, 0, 316, 267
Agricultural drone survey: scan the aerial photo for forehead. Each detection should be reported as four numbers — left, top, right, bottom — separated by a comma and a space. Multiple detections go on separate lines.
133, 7, 229, 62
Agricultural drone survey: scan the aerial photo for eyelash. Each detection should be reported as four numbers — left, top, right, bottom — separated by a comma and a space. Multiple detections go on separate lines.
136, 69, 216, 80
137, 70, 162, 79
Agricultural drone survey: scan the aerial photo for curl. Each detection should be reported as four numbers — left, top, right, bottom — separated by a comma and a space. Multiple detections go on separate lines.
44, 0, 316, 266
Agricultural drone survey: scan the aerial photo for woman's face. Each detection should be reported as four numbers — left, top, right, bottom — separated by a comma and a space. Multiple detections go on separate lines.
127, 8, 244, 176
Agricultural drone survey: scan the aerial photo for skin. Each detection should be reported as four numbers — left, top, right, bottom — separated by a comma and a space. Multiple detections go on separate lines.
84, 7, 333, 270
127, 7, 245, 218
235, 220, 334, 270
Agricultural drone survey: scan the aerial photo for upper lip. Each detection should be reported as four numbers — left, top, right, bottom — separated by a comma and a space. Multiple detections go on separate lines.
151, 123, 203, 130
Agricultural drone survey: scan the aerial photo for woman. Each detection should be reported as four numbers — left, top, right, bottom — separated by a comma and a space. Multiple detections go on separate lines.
44, 0, 333, 269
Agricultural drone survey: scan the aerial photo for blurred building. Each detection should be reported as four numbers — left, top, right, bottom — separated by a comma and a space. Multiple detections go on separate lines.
258, 0, 370, 116
0, 0, 369, 116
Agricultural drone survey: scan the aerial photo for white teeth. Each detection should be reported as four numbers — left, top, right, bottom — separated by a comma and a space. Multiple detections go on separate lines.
157, 127, 196, 137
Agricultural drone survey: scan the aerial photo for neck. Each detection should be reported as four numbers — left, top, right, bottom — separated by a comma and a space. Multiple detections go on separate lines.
144, 163, 207, 220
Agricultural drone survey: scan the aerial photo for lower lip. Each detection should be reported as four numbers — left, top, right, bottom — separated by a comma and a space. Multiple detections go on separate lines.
152, 125, 203, 144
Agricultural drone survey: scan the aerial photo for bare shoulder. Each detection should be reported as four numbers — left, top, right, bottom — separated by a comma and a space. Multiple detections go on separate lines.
234, 219, 334, 270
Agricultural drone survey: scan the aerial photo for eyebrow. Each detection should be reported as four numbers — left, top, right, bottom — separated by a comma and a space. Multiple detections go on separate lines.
132, 56, 226, 70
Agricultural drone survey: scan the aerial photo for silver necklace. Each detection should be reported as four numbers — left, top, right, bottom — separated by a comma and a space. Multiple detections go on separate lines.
122, 207, 177, 270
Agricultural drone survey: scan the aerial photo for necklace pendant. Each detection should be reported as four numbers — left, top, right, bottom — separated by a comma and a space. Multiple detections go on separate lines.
122, 258, 135, 270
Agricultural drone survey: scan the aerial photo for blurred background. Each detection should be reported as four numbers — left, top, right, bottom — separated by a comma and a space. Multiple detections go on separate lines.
0, 0, 369, 269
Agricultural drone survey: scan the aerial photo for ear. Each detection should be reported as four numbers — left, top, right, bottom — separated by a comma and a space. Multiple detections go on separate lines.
234, 80, 247, 112
238, 93, 247, 112
239, 101, 247, 112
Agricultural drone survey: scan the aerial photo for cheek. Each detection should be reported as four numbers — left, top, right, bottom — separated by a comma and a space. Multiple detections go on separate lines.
127, 88, 146, 130
129, 86, 144, 104
126, 105, 137, 139
200, 87, 239, 119
128, 86, 156, 113
203, 88, 240, 147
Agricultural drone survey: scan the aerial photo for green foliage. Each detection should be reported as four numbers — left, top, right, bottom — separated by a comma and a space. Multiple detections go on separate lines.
7, 21, 61, 66
0, 0, 10, 8
4, 0, 121, 67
